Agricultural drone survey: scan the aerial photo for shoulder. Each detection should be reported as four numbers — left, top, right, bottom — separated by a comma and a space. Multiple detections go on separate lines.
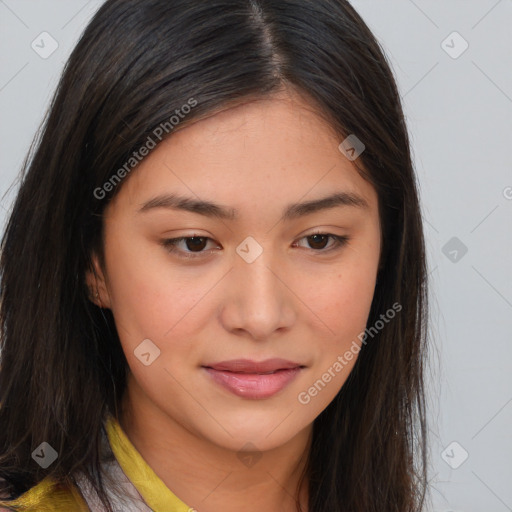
0, 477, 89, 512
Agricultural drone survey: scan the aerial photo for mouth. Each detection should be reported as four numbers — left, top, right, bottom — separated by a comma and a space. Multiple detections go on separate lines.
201, 358, 305, 399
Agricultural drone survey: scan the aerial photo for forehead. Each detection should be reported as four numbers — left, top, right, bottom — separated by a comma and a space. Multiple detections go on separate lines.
164, 90, 343, 165
108, 89, 378, 219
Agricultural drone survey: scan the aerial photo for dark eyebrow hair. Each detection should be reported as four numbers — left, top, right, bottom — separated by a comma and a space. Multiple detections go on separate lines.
137, 191, 369, 221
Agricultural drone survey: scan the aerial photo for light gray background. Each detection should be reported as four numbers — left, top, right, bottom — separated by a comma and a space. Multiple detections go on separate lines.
1, 1, 511, 511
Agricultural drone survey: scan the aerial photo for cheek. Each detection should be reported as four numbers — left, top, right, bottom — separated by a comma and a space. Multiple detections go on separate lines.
103, 236, 214, 350
301, 259, 377, 340
298, 223, 380, 331
292, 266, 375, 416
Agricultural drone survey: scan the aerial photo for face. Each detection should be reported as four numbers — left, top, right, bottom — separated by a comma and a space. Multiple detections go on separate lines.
88, 88, 381, 453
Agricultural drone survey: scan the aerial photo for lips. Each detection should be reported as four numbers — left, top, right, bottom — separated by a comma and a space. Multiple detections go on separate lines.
205, 358, 302, 373
202, 358, 304, 399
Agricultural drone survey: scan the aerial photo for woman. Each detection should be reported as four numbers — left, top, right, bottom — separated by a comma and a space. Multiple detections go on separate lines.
0, 0, 429, 510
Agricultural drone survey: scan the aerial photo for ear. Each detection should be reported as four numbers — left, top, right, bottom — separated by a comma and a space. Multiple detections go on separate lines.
85, 252, 112, 309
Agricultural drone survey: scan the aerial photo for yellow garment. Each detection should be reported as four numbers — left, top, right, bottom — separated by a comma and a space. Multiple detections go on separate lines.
0, 415, 191, 511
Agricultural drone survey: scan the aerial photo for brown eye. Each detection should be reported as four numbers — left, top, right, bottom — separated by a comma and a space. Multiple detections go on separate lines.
162, 236, 217, 259
163, 232, 349, 261
294, 233, 350, 253
183, 237, 208, 252
306, 234, 330, 250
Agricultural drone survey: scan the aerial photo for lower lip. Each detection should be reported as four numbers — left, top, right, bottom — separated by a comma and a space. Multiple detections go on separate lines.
203, 367, 302, 399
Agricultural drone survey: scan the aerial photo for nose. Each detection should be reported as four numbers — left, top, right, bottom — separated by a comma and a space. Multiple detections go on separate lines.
219, 244, 296, 341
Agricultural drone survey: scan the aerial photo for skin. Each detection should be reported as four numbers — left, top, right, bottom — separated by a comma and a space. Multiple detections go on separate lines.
87, 86, 382, 512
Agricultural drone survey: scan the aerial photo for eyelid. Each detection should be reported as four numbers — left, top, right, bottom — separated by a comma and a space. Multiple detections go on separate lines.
161, 235, 219, 260
161, 231, 350, 260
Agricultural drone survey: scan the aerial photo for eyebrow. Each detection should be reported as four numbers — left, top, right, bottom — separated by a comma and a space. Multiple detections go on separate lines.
138, 191, 368, 221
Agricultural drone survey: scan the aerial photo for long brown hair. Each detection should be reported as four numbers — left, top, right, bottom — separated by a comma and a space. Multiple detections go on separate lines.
0, 0, 429, 510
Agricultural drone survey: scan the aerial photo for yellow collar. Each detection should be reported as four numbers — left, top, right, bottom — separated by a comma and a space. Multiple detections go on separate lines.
104, 414, 191, 511
0, 416, 191, 511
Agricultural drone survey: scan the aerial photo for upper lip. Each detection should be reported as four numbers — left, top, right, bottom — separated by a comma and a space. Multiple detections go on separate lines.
203, 358, 303, 374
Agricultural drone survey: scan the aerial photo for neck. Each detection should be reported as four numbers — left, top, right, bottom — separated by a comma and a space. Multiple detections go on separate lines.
119, 374, 310, 512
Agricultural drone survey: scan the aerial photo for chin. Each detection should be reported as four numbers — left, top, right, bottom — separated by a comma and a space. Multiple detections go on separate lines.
196, 411, 310, 452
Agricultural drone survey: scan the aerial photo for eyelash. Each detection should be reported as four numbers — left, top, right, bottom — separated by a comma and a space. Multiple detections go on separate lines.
161, 231, 350, 260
